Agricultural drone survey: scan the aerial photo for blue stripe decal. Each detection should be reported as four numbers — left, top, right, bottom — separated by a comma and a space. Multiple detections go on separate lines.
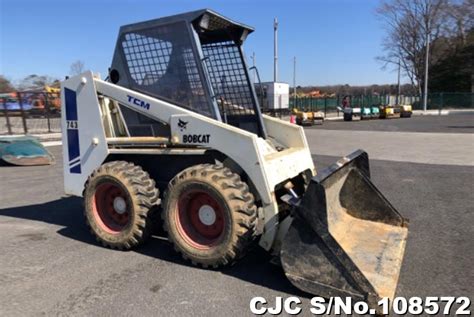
64, 88, 81, 174
65, 88, 78, 120
67, 129, 80, 169
70, 163, 82, 174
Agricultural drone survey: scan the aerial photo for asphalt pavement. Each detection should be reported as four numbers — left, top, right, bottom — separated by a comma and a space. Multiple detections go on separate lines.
304, 129, 474, 166
0, 115, 473, 316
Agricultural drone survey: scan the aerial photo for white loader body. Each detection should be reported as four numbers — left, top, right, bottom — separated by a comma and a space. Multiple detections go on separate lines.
61, 71, 314, 250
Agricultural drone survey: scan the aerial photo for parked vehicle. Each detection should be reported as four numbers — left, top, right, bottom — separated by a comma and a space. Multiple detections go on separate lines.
293, 108, 324, 125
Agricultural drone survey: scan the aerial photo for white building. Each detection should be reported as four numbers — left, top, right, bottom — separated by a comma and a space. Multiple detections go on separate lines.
255, 82, 289, 111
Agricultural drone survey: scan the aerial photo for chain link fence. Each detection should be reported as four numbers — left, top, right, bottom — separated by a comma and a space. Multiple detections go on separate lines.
412, 92, 474, 110
1, 91, 473, 135
290, 92, 474, 113
1, 91, 61, 135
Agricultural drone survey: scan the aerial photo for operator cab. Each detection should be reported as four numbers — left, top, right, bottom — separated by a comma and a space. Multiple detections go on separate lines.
109, 9, 266, 138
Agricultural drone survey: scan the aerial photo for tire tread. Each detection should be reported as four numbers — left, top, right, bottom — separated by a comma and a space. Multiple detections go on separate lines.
162, 163, 258, 268
83, 161, 160, 250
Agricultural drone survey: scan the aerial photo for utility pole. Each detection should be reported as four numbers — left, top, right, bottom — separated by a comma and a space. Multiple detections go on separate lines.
423, 18, 430, 112
251, 52, 256, 83
274, 18, 278, 82
397, 58, 401, 105
293, 56, 296, 105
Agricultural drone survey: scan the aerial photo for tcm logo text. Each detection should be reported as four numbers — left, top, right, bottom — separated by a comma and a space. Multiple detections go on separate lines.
127, 95, 150, 110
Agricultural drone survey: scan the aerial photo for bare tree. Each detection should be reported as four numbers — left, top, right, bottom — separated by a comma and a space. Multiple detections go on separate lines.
377, 0, 448, 95
443, 0, 474, 46
0, 76, 15, 93
70, 60, 85, 76
18, 74, 58, 90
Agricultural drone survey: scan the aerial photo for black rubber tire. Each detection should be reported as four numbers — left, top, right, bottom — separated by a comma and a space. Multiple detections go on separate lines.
162, 164, 257, 268
83, 161, 160, 250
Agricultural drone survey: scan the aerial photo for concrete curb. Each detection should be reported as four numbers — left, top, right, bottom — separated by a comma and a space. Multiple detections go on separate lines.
1, 133, 62, 142
413, 109, 474, 116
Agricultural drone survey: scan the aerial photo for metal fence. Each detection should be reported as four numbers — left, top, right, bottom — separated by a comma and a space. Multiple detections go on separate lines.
290, 92, 474, 112
1, 90, 473, 135
1, 91, 61, 135
413, 92, 474, 110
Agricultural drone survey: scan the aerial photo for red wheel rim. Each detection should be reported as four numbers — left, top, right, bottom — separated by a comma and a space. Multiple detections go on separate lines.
175, 189, 226, 250
92, 181, 130, 234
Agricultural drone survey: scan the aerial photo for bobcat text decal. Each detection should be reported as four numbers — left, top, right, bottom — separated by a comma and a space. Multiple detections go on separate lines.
182, 134, 210, 144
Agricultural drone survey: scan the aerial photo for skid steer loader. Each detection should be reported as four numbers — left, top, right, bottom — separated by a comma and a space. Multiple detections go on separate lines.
61, 9, 408, 311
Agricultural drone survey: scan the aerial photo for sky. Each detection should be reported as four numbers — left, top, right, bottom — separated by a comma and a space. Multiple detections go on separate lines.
0, 0, 403, 86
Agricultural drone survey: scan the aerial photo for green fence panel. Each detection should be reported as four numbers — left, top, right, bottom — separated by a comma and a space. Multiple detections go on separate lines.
290, 93, 473, 111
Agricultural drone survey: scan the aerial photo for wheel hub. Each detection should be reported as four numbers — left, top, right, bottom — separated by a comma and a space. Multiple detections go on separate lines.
176, 190, 226, 249
113, 196, 127, 214
92, 182, 130, 234
198, 204, 216, 226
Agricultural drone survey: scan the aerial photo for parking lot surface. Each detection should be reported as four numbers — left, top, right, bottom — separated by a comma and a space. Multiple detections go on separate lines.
1, 116, 473, 316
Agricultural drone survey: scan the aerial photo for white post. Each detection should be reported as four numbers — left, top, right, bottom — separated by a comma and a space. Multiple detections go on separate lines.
397, 58, 401, 105
251, 52, 256, 84
423, 22, 430, 111
274, 18, 278, 83
293, 56, 296, 106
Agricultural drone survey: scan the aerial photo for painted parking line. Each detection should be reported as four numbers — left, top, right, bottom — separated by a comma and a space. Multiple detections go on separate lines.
42, 140, 62, 147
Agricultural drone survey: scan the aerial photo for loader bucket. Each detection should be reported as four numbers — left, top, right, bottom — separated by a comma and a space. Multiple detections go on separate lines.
281, 150, 408, 309
0, 136, 54, 166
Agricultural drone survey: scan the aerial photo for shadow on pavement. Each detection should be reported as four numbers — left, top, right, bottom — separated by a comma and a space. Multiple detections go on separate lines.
446, 125, 474, 129
0, 197, 307, 297
0, 160, 14, 167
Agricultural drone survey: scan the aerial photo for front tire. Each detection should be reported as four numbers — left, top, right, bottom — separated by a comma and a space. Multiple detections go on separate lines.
83, 161, 160, 250
162, 164, 257, 268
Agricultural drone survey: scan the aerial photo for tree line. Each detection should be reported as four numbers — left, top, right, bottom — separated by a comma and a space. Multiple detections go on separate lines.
376, 0, 473, 94
294, 84, 419, 97
0, 60, 85, 93
295, 0, 473, 96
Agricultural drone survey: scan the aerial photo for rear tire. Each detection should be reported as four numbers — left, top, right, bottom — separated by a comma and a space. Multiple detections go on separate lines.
162, 164, 257, 268
83, 161, 160, 250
